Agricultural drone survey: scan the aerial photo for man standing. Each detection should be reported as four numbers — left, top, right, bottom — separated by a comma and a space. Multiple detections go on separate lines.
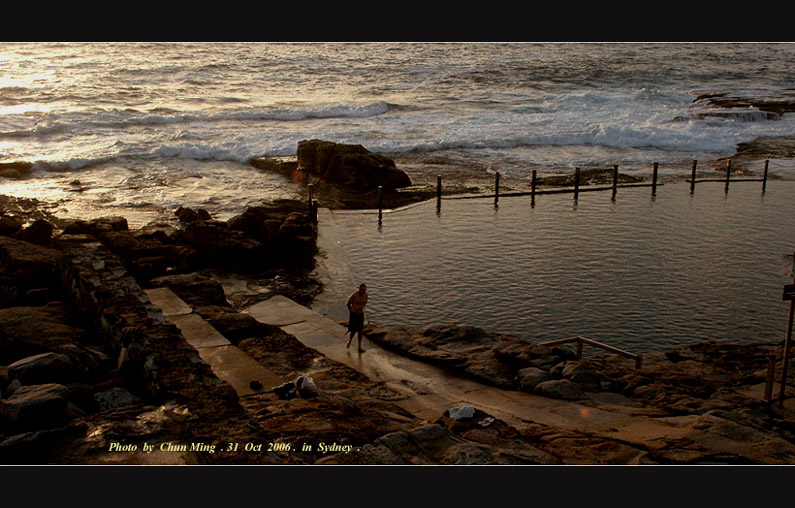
346, 283, 368, 353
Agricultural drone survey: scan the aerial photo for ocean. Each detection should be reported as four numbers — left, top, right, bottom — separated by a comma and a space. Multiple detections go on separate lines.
2, 42, 795, 227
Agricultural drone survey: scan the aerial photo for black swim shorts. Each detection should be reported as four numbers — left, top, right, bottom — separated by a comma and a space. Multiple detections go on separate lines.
348, 311, 364, 332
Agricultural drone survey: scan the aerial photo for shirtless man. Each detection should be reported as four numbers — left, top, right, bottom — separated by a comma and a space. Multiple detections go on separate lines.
345, 284, 368, 353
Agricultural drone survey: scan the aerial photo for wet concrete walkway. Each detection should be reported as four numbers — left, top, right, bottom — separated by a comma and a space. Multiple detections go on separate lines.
144, 287, 284, 397
244, 294, 717, 457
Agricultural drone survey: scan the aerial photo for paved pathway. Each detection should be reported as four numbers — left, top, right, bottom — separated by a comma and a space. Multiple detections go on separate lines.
244, 295, 705, 452
144, 287, 284, 397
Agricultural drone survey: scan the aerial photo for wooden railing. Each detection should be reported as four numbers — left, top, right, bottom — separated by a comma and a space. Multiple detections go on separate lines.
539, 335, 643, 369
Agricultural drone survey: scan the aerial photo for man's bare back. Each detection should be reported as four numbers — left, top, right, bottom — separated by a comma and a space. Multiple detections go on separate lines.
348, 288, 368, 314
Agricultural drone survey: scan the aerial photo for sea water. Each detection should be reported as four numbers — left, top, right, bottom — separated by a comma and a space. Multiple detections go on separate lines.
2, 43, 795, 226
329, 180, 795, 354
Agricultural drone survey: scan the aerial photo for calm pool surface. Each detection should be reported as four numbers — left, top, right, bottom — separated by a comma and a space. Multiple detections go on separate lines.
329, 180, 795, 354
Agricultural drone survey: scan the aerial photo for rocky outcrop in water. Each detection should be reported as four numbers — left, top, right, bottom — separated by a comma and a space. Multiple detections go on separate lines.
0, 162, 33, 180
296, 139, 411, 191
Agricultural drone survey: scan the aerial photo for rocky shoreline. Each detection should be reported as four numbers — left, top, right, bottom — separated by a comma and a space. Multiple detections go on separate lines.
3, 139, 795, 465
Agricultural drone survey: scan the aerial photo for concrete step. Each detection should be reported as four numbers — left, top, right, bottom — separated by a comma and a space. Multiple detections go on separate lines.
144, 287, 193, 317
145, 287, 285, 395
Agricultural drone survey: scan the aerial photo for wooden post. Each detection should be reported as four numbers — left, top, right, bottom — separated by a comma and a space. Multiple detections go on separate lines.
778, 254, 795, 408
576, 338, 583, 360
377, 185, 383, 212
531, 170, 537, 207
495, 172, 500, 206
436, 174, 442, 215
765, 356, 776, 403
307, 183, 314, 214
690, 160, 697, 194
763, 159, 769, 193
651, 162, 658, 197
573, 168, 580, 201
612, 164, 618, 198
779, 285, 795, 408
310, 199, 318, 223
725, 159, 732, 193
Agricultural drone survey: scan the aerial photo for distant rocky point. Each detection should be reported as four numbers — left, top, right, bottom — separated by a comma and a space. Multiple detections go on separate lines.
251, 140, 426, 209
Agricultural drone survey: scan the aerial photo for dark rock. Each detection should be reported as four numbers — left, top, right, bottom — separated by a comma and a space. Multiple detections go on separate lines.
0, 304, 87, 365
0, 423, 87, 464
0, 236, 60, 290
534, 379, 588, 401
92, 387, 140, 411
319, 412, 558, 465
12, 219, 54, 246
0, 383, 71, 430
0, 162, 33, 179
7, 353, 77, 385
175, 220, 262, 267
225, 201, 317, 265
250, 157, 300, 179
297, 139, 411, 190
517, 367, 552, 393
366, 324, 524, 389
0, 216, 23, 237
6, 378, 22, 396
175, 207, 212, 224
562, 361, 604, 392
226, 200, 306, 243
149, 272, 229, 308
62, 216, 128, 236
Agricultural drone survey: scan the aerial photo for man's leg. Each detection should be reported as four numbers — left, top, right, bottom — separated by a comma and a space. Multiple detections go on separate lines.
357, 330, 365, 352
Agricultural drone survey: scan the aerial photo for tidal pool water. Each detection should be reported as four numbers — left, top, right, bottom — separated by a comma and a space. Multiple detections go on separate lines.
328, 180, 795, 355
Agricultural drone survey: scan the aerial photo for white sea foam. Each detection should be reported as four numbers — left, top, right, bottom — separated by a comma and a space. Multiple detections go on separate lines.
1, 42, 794, 221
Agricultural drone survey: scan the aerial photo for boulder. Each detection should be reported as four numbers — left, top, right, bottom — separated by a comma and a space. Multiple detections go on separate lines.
226, 200, 309, 243
62, 216, 128, 236
562, 361, 604, 392
12, 219, 54, 246
7, 353, 77, 385
175, 207, 211, 224
0, 216, 23, 237
0, 236, 60, 288
0, 162, 33, 179
534, 379, 588, 401
93, 387, 140, 411
517, 367, 552, 393
250, 157, 301, 181
175, 220, 262, 267
0, 304, 87, 365
0, 383, 71, 429
297, 139, 411, 190
6, 378, 22, 396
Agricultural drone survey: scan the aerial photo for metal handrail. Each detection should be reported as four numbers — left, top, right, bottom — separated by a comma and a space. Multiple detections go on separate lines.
539, 335, 643, 369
